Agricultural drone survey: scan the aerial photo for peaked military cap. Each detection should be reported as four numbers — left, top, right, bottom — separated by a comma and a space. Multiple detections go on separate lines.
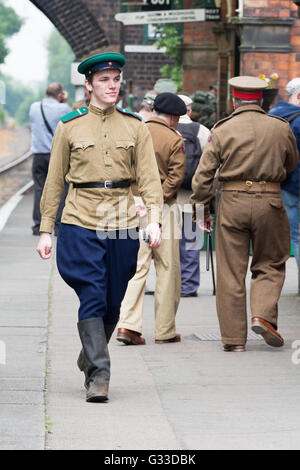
154, 92, 187, 116
78, 52, 126, 78
229, 76, 268, 99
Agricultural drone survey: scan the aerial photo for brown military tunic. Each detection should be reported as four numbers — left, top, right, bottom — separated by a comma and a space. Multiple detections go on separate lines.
118, 117, 186, 340
191, 104, 299, 345
40, 104, 163, 233
146, 117, 186, 202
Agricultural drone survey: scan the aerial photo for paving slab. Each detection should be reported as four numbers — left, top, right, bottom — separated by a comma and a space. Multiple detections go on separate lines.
0, 193, 50, 450
0, 191, 300, 450
46, 230, 300, 451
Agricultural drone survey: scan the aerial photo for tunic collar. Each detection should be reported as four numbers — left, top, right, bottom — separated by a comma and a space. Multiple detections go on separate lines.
89, 103, 115, 117
232, 104, 266, 117
146, 117, 171, 129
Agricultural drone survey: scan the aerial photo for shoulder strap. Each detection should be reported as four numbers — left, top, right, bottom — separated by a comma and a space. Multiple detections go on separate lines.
116, 106, 142, 121
61, 107, 89, 123
40, 100, 54, 137
285, 112, 300, 123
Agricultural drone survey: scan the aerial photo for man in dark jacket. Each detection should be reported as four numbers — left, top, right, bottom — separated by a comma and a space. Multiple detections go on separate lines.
269, 78, 300, 267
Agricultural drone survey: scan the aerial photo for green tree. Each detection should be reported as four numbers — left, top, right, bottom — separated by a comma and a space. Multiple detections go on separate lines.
153, 0, 183, 89
0, 1, 23, 64
0, 72, 43, 124
47, 29, 75, 104
15, 89, 43, 126
0, 105, 5, 124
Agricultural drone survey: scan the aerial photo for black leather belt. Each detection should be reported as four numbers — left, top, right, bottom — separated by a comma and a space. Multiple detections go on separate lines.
73, 180, 131, 189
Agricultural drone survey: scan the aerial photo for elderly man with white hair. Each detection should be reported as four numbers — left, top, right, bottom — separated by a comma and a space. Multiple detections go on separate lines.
269, 78, 300, 267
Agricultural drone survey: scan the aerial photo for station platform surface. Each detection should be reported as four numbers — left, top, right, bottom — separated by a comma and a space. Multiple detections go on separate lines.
0, 192, 299, 450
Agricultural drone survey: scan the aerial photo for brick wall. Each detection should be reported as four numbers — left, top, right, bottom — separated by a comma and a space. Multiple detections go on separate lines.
241, 1, 300, 102
84, 0, 174, 110
244, 0, 291, 18
84, 0, 121, 47
30, 0, 108, 59
182, 0, 218, 93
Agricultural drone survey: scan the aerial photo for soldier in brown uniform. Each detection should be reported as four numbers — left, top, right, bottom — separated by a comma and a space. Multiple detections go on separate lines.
191, 76, 299, 352
116, 93, 187, 345
36, 52, 163, 402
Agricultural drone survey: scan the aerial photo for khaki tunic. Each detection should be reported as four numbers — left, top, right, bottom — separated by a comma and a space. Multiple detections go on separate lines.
146, 117, 186, 202
191, 104, 298, 217
40, 104, 163, 233
190, 104, 299, 345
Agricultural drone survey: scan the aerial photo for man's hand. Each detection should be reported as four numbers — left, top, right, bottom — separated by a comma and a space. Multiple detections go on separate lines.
135, 201, 147, 218
197, 215, 214, 233
36, 232, 52, 259
146, 222, 162, 249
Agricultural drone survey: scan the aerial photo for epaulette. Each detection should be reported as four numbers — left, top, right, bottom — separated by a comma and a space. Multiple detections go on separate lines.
268, 114, 290, 124
213, 114, 233, 129
61, 107, 89, 123
116, 106, 142, 121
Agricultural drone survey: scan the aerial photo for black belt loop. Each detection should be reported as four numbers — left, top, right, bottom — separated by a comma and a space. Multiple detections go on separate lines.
73, 180, 131, 189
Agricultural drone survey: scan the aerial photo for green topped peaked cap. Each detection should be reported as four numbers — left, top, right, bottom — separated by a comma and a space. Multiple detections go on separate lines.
78, 52, 126, 78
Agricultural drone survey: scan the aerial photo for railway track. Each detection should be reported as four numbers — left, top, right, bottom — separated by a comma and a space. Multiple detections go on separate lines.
0, 151, 33, 207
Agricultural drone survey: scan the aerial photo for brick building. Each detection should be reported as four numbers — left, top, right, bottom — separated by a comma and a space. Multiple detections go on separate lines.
182, 0, 300, 115
239, 0, 300, 103
29, 0, 300, 114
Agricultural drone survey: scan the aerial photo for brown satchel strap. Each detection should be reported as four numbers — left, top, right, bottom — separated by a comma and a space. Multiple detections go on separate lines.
222, 180, 280, 192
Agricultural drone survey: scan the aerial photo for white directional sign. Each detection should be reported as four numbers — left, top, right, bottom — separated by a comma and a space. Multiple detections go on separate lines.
115, 8, 206, 25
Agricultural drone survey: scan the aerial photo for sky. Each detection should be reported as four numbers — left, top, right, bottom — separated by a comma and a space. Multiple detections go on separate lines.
1, 0, 54, 85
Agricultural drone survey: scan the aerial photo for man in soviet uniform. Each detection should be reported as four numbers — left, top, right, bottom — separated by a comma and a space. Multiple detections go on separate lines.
191, 76, 299, 352
117, 93, 186, 345
37, 52, 163, 402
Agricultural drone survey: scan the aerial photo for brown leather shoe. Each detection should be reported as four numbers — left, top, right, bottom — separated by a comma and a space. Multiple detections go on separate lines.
223, 344, 245, 352
116, 328, 146, 345
155, 334, 181, 344
251, 317, 284, 348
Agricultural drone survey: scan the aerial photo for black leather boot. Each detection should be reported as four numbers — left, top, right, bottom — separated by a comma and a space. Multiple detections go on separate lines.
77, 323, 116, 388
104, 323, 117, 343
77, 317, 111, 402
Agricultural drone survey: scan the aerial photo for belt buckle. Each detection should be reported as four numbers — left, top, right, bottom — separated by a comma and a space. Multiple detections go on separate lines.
245, 180, 253, 191
104, 180, 113, 189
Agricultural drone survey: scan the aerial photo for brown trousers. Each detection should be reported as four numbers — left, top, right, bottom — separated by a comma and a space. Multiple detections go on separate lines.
118, 200, 181, 340
215, 191, 290, 345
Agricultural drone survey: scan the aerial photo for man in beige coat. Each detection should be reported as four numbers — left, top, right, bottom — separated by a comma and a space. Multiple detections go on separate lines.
117, 92, 187, 345
191, 76, 299, 352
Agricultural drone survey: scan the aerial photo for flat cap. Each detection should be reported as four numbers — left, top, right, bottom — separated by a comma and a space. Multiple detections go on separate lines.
178, 94, 193, 107
154, 92, 187, 116
154, 78, 178, 94
286, 78, 300, 96
78, 52, 126, 77
229, 76, 268, 99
